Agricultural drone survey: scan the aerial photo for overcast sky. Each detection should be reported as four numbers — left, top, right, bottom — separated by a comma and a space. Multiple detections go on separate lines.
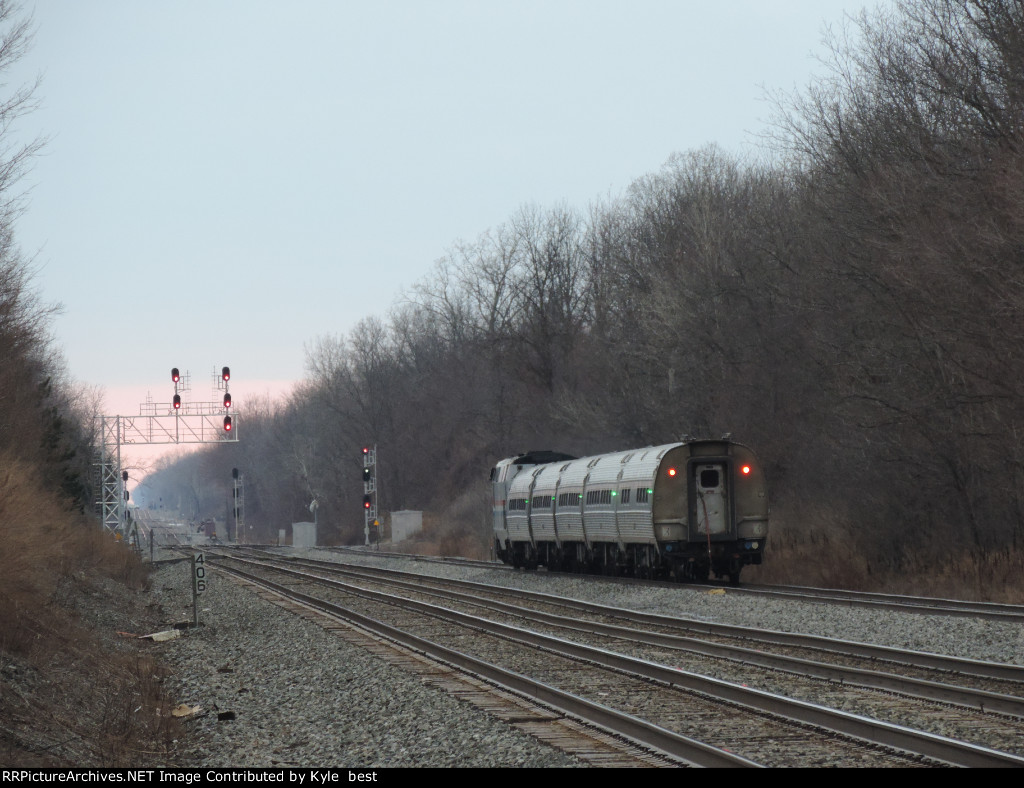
9, 0, 891, 424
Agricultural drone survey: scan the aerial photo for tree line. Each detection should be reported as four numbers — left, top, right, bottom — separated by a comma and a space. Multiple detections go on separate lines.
145, 1, 1024, 583
0, 1, 96, 516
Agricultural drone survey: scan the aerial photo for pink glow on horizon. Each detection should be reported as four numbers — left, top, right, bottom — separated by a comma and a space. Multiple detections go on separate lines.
100, 378, 299, 417
96, 378, 301, 484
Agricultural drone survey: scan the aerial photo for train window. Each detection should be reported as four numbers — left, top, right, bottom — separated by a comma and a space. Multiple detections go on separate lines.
636, 488, 649, 503
532, 496, 550, 509
621, 489, 631, 503
700, 469, 721, 488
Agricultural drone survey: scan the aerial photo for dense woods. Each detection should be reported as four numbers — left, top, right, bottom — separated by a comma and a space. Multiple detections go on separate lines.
116, 1, 1024, 594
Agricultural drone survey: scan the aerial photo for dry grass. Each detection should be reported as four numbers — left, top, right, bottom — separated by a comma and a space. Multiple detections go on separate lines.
744, 541, 1024, 602
712, 503, 1024, 602
0, 454, 179, 767
374, 484, 494, 560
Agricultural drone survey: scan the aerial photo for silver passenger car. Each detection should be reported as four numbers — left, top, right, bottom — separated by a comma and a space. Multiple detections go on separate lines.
490, 439, 768, 583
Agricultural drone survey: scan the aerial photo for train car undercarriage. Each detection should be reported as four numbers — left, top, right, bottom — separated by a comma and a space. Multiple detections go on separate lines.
497, 538, 758, 584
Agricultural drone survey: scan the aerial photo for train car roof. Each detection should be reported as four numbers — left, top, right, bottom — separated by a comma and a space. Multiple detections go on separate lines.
510, 450, 578, 465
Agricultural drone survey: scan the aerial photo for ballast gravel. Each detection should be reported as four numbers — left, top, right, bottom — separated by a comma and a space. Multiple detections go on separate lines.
148, 547, 1024, 768
150, 560, 581, 768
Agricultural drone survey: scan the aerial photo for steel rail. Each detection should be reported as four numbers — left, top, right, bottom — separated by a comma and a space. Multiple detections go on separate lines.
248, 550, 1024, 684
711, 582, 1024, 623
212, 561, 759, 769
321, 546, 1024, 622
266, 557, 1024, 718
218, 554, 1024, 768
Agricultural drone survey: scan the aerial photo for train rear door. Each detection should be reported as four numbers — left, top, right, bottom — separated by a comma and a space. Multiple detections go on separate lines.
694, 463, 728, 536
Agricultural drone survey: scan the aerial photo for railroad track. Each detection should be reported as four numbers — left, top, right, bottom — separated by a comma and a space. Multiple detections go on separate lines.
213, 560, 746, 767
705, 582, 1024, 623
204, 549, 1024, 767
284, 555, 1024, 669
325, 545, 1024, 622
244, 553, 1024, 714
230, 552, 1024, 741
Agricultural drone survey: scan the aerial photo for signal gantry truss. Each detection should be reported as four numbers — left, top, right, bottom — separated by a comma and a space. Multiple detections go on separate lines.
96, 367, 239, 544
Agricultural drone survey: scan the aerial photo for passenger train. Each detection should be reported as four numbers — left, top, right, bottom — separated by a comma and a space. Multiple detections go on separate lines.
490, 438, 768, 583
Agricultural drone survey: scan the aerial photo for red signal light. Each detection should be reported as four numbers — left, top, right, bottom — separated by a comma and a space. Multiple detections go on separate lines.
741, 465, 751, 475
667, 467, 677, 477
363, 494, 372, 509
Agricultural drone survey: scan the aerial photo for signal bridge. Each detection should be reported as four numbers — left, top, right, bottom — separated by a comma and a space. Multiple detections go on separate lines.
100, 409, 239, 446
97, 366, 238, 548
140, 400, 240, 418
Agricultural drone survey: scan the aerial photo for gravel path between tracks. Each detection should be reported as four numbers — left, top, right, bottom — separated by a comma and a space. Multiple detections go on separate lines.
146, 547, 1024, 768
149, 559, 582, 768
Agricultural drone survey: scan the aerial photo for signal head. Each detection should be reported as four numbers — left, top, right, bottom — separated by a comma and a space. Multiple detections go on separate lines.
171, 367, 180, 383
173, 394, 181, 410
222, 366, 230, 382
223, 415, 233, 432
223, 392, 232, 409
362, 494, 372, 510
